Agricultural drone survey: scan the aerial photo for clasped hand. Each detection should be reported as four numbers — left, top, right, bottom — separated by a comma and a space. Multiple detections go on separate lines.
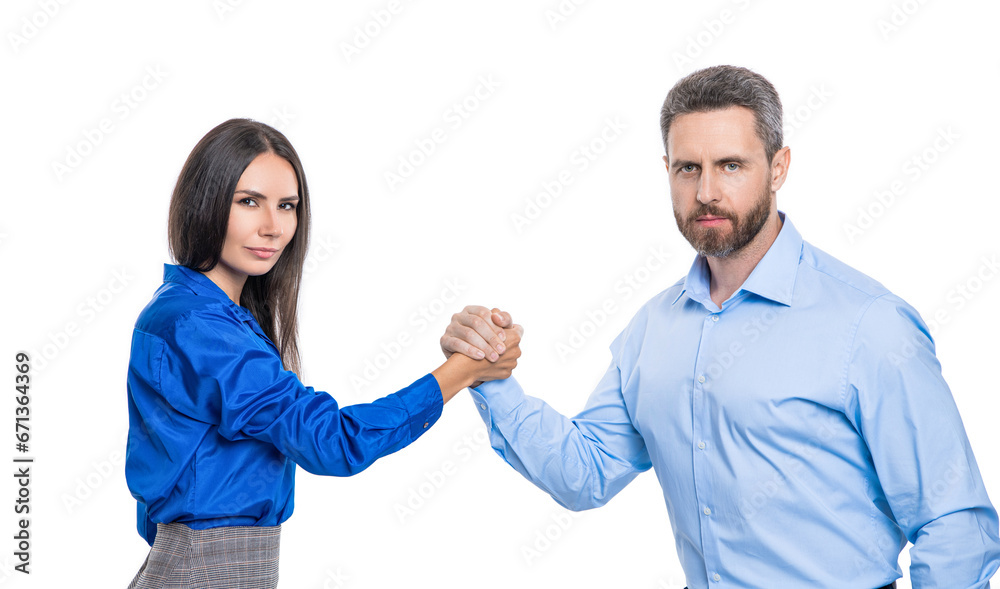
441, 306, 520, 386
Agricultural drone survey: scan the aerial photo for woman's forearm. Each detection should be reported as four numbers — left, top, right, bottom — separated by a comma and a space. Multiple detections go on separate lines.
432, 354, 481, 404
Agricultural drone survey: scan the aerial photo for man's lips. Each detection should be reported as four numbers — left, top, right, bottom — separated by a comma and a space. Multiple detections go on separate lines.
695, 215, 729, 226
246, 247, 279, 259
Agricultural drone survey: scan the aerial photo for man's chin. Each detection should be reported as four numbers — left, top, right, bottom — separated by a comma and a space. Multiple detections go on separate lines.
686, 227, 731, 251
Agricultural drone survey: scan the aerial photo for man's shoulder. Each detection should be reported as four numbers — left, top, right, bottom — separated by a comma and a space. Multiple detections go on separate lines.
798, 240, 892, 300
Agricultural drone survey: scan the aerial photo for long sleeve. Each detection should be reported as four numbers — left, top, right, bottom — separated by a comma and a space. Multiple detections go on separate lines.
127, 264, 447, 544
846, 294, 1000, 588
469, 358, 652, 511
153, 307, 443, 476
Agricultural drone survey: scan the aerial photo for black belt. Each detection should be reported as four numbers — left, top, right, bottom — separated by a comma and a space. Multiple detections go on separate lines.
684, 581, 896, 589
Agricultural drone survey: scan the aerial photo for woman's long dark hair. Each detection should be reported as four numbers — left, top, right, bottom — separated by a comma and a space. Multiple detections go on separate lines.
168, 119, 310, 374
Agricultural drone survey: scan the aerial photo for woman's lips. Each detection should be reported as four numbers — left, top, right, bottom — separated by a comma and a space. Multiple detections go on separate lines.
246, 247, 278, 259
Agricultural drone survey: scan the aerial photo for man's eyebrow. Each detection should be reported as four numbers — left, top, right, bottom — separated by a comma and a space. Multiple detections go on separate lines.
234, 189, 299, 201
670, 159, 699, 171
715, 155, 751, 166
670, 156, 751, 171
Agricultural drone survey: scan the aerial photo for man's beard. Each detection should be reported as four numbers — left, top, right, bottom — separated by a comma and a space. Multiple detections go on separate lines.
673, 184, 772, 258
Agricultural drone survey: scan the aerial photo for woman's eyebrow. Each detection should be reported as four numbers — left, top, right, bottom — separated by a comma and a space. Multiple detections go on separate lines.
235, 189, 299, 201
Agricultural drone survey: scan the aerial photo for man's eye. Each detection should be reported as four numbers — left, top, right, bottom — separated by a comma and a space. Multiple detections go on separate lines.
682, 165, 696, 173
725, 163, 739, 171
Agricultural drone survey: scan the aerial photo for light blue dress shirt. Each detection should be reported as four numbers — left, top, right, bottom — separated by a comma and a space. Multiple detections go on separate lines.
471, 214, 999, 588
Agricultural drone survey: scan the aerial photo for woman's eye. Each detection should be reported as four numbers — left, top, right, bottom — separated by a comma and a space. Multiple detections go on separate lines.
239, 197, 257, 207
279, 202, 297, 211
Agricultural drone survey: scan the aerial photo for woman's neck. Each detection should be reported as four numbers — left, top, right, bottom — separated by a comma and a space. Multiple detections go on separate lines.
202, 263, 247, 305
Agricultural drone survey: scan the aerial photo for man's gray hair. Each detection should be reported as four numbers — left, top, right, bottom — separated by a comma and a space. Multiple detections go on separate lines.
660, 65, 783, 161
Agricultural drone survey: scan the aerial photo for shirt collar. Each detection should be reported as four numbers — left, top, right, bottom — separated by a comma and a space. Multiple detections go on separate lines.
673, 211, 803, 309
163, 264, 255, 319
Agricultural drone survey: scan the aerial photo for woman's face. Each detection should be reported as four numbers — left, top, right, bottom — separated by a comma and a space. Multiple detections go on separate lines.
216, 152, 299, 284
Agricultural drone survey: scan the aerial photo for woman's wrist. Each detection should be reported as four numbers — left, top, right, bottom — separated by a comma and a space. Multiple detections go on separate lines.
431, 354, 480, 404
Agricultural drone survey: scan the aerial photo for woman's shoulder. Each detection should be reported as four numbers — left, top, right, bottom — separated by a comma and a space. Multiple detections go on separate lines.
133, 280, 243, 342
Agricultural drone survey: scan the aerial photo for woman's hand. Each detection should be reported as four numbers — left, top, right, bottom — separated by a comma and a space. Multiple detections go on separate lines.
432, 323, 522, 404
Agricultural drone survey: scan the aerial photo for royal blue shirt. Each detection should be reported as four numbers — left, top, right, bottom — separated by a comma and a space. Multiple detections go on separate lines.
126, 264, 443, 545
471, 214, 999, 588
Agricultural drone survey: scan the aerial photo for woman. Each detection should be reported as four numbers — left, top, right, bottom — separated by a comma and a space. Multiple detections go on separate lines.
126, 119, 519, 588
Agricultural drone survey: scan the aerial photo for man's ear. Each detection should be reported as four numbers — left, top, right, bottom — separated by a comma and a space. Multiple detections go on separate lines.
770, 146, 790, 192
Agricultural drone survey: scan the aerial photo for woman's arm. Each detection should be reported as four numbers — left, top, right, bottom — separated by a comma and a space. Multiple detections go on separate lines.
147, 307, 521, 477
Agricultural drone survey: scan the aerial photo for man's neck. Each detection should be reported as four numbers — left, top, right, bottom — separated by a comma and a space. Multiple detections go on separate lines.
706, 213, 783, 308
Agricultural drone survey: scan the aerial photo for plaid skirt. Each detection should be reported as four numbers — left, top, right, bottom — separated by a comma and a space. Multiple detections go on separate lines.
129, 523, 280, 589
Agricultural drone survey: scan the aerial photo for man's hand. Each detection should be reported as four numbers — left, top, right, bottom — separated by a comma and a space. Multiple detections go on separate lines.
441, 305, 519, 362
432, 324, 522, 400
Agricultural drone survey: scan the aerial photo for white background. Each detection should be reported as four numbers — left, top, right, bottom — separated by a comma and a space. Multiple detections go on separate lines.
3, 0, 998, 587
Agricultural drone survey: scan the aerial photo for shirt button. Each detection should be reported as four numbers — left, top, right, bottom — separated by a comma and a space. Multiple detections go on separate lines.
703, 507, 711, 516
711, 315, 719, 322
713, 573, 721, 582
697, 375, 706, 384
423, 422, 429, 429
480, 403, 487, 410
698, 442, 706, 450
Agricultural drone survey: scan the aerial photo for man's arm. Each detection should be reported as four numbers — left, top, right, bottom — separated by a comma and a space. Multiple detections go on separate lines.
444, 307, 652, 511
847, 295, 1000, 588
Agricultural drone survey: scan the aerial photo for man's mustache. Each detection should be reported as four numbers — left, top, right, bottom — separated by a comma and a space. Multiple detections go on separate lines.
687, 204, 734, 222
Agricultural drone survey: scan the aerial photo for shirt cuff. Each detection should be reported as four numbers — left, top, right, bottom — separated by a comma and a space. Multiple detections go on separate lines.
395, 373, 444, 439
469, 377, 525, 426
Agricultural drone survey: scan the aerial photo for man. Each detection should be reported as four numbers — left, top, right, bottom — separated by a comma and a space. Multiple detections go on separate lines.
440, 66, 999, 588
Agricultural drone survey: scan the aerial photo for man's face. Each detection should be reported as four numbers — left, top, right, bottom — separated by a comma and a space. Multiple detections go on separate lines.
664, 107, 780, 258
